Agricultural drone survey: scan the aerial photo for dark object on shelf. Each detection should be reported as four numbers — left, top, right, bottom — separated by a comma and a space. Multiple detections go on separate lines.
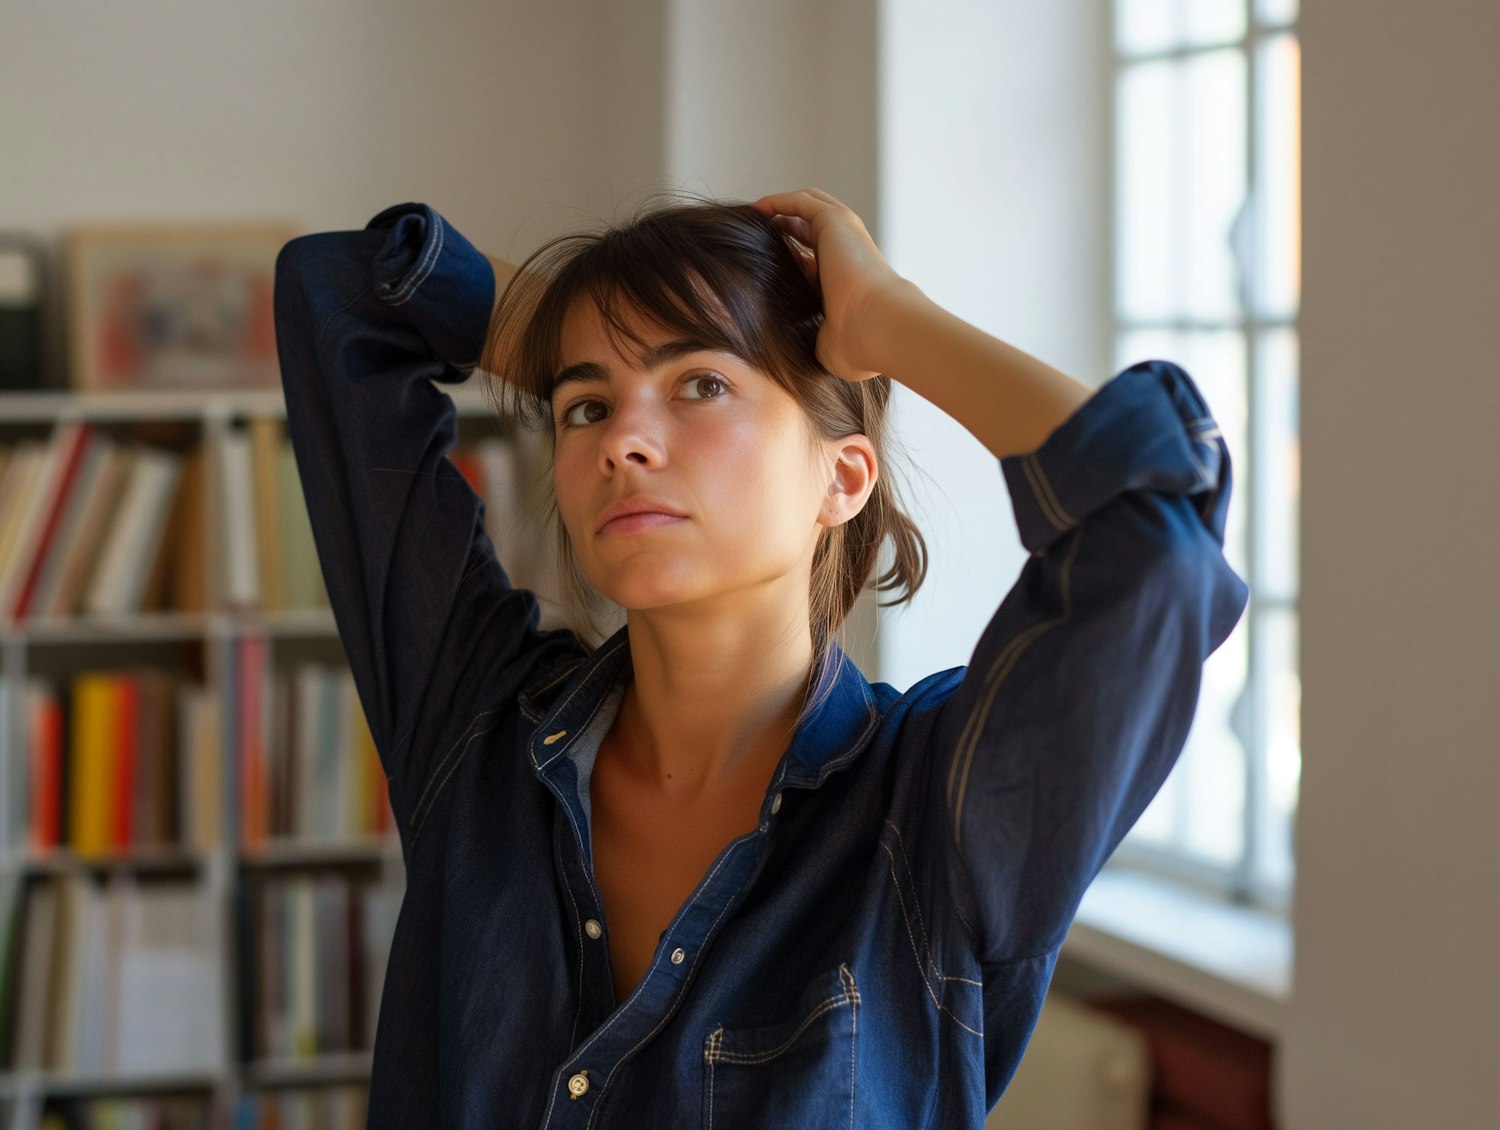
1088, 993, 1274, 1130
0, 233, 47, 391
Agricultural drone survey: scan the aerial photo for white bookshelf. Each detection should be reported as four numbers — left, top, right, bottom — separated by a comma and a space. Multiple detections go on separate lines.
0, 380, 519, 1130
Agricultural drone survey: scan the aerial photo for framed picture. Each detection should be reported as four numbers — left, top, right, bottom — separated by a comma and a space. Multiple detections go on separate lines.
64, 220, 299, 391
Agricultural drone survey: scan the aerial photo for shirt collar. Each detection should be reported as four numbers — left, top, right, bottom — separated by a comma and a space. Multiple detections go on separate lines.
527, 621, 881, 789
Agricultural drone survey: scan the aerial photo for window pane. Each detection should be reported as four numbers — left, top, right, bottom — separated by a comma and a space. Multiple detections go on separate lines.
1128, 588, 1249, 866
1117, 60, 1176, 321
1253, 604, 1300, 890
1117, 329, 1248, 585
1253, 327, 1299, 600
1184, 49, 1248, 322
1117, 51, 1247, 323
1257, 0, 1298, 27
1255, 33, 1301, 319
1116, 0, 1247, 55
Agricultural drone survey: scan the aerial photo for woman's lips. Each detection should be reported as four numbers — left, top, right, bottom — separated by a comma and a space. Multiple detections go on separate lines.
598, 512, 688, 536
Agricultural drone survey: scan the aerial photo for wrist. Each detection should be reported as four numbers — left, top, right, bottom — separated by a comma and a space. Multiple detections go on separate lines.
851, 276, 928, 376
365, 203, 494, 373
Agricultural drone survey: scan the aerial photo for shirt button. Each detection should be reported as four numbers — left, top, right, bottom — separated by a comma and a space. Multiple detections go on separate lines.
670, 947, 686, 965
770, 792, 783, 814
567, 1070, 590, 1098
584, 918, 602, 939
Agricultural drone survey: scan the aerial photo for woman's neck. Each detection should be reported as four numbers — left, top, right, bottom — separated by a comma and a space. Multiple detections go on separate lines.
608, 610, 815, 800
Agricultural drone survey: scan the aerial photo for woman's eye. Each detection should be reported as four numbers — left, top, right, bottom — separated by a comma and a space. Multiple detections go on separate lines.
683, 373, 727, 400
560, 398, 608, 428
557, 373, 727, 429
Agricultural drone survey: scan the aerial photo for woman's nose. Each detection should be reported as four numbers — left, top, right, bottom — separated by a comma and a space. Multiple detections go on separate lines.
598, 399, 666, 471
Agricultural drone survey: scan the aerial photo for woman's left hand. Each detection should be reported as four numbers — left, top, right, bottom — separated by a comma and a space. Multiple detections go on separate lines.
749, 187, 908, 383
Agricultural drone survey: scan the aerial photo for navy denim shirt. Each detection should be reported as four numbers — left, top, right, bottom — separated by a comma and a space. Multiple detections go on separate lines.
273, 202, 1250, 1129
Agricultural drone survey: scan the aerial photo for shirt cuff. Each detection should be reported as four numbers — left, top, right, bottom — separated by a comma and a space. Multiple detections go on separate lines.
999, 359, 1230, 557
364, 202, 496, 377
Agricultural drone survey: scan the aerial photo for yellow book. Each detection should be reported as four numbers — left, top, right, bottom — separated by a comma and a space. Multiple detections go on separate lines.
68, 674, 117, 858
358, 705, 380, 836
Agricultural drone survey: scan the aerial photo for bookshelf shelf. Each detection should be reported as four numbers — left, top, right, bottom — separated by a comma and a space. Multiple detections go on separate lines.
1, 611, 211, 643
0, 1068, 220, 1097
0, 610, 348, 646
0, 382, 495, 423
237, 834, 402, 869
13, 847, 208, 876
0, 377, 535, 1129
241, 1050, 374, 1089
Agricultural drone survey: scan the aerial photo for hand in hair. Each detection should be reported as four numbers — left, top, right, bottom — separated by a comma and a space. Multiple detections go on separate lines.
749, 187, 910, 384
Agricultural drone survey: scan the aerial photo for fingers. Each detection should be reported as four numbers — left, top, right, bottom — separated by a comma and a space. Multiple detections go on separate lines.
751, 187, 848, 220
771, 213, 815, 246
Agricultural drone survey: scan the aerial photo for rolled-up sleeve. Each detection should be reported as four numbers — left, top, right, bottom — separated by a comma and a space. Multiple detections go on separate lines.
273, 203, 570, 845
921, 359, 1251, 965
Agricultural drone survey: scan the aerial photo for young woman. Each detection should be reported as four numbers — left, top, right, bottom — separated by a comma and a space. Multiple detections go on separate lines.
273, 187, 1248, 1128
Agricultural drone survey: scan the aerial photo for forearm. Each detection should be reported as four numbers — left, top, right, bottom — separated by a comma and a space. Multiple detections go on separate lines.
858, 279, 1095, 461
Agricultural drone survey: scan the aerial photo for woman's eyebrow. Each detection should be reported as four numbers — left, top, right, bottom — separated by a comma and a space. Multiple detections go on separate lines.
551, 339, 742, 394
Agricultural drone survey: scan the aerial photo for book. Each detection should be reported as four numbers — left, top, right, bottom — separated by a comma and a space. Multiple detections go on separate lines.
219, 424, 258, 610
248, 416, 283, 611
26, 428, 108, 618
84, 444, 184, 616
42, 439, 131, 617
0, 424, 89, 620
28, 680, 63, 850
0, 444, 46, 594
68, 673, 117, 859
115, 880, 223, 1073
12, 879, 58, 1070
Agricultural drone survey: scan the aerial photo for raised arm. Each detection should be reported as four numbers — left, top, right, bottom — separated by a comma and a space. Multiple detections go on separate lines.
273, 203, 574, 852
959, 368, 1242, 962
752, 188, 1248, 964
872, 278, 1253, 962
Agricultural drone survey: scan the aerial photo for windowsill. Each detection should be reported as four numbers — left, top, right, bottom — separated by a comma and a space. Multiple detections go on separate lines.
1060, 867, 1291, 1042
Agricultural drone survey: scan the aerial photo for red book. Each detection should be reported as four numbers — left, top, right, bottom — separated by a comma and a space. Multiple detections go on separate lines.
11, 421, 93, 621
29, 689, 63, 849
112, 676, 140, 849
239, 634, 268, 847
450, 449, 483, 495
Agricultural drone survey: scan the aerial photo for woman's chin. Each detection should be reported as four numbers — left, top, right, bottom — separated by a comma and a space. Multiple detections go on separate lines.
589, 571, 700, 611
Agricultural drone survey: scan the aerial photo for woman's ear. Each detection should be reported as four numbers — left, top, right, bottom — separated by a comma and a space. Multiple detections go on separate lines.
821, 435, 877, 526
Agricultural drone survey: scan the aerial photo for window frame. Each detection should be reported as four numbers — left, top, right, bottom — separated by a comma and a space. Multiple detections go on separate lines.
1105, 0, 1301, 917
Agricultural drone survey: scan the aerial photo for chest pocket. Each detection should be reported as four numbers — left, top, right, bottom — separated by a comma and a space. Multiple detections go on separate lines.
701, 964, 861, 1129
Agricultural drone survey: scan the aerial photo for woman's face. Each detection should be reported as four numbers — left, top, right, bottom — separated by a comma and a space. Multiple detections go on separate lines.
549, 293, 837, 615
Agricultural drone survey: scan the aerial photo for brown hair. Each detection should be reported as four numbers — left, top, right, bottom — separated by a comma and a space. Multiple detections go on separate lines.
476, 189, 928, 727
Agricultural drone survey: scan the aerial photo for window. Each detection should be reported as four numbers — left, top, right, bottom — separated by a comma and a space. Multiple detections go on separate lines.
1108, 0, 1301, 913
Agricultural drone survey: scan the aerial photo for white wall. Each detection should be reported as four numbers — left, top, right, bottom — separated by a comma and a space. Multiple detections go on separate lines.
0, 0, 662, 386
874, 0, 1112, 695
1281, 2, 1500, 1127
